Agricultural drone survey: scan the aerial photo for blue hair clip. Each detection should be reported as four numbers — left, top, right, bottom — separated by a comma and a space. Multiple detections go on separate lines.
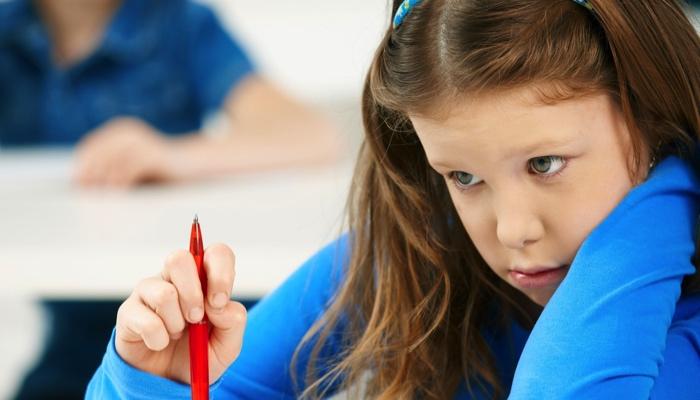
571, 0, 593, 11
393, 0, 422, 29
393, 0, 592, 30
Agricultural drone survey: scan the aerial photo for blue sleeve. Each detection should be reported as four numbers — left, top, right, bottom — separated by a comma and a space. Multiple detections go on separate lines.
650, 295, 700, 399
86, 235, 350, 399
509, 156, 700, 399
215, 235, 350, 398
86, 329, 206, 399
182, 2, 255, 114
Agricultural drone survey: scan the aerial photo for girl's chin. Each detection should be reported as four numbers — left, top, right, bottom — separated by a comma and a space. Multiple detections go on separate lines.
524, 287, 557, 307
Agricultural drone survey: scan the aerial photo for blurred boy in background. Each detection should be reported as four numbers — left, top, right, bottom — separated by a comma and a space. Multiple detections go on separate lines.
0, 0, 340, 187
0, 0, 340, 397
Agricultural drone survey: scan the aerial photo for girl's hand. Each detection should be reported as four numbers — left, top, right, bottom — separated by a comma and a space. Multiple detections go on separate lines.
114, 244, 247, 384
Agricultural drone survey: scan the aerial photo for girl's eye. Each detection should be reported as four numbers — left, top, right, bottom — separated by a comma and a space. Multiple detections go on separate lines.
448, 156, 567, 192
449, 171, 483, 190
529, 156, 566, 175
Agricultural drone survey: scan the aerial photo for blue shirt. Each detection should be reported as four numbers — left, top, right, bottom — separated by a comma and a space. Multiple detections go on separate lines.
86, 155, 700, 399
0, 0, 254, 146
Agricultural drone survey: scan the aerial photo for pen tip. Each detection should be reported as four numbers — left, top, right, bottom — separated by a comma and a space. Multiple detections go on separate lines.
194, 213, 198, 224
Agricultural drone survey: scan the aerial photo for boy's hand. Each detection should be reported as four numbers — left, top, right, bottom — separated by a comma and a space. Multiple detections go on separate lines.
73, 117, 177, 188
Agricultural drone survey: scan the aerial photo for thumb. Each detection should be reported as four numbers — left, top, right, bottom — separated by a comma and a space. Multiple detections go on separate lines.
205, 300, 247, 373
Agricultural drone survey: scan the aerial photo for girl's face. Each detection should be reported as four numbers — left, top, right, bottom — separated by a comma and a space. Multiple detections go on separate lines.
411, 87, 646, 306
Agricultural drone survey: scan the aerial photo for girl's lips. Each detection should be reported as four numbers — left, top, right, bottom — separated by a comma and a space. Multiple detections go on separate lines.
508, 265, 569, 289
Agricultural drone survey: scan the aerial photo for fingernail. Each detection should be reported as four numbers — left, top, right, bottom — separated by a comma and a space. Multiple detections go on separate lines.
189, 307, 203, 322
211, 293, 228, 308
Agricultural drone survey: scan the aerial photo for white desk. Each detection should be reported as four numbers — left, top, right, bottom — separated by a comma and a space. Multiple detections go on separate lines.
0, 149, 353, 299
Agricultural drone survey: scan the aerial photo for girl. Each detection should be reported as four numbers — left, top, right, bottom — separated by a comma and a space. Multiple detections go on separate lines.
87, 0, 700, 398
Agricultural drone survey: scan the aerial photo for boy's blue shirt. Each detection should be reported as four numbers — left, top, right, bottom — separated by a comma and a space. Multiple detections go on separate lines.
86, 155, 700, 399
0, 0, 254, 146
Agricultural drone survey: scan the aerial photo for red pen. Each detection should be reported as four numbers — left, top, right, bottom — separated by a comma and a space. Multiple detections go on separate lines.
189, 215, 209, 400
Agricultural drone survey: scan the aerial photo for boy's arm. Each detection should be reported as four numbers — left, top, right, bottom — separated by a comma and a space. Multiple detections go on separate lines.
74, 3, 341, 188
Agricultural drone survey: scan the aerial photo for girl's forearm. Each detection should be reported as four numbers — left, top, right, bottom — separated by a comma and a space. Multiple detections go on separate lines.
509, 156, 700, 399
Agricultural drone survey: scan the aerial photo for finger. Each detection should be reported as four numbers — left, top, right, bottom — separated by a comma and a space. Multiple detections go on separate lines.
100, 143, 138, 188
205, 301, 247, 369
73, 158, 93, 186
115, 156, 152, 188
104, 162, 136, 188
99, 147, 129, 187
115, 157, 145, 187
89, 162, 115, 187
116, 296, 170, 351
74, 128, 111, 169
74, 133, 102, 166
161, 249, 205, 323
83, 162, 109, 187
76, 147, 112, 186
73, 147, 101, 186
203, 244, 236, 310
135, 277, 187, 339
77, 128, 132, 186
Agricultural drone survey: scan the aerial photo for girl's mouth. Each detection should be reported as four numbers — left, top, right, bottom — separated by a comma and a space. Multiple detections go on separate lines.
508, 265, 569, 289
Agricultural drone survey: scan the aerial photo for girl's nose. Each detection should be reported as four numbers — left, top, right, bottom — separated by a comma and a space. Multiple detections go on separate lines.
495, 198, 545, 249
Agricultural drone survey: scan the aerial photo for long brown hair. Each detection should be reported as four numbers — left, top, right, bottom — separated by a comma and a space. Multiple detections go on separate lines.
292, 1, 700, 398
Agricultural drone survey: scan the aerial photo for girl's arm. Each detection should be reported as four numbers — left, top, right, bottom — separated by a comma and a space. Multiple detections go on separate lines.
650, 295, 700, 399
509, 156, 700, 399
86, 235, 350, 399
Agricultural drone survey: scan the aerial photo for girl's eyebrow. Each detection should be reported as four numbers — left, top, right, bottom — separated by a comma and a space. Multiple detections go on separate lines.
431, 137, 577, 168
428, 160, 455, 172
503, 136, 578, 158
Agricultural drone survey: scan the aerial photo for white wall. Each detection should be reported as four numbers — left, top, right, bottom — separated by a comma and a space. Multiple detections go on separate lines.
198, 0, 390, 104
